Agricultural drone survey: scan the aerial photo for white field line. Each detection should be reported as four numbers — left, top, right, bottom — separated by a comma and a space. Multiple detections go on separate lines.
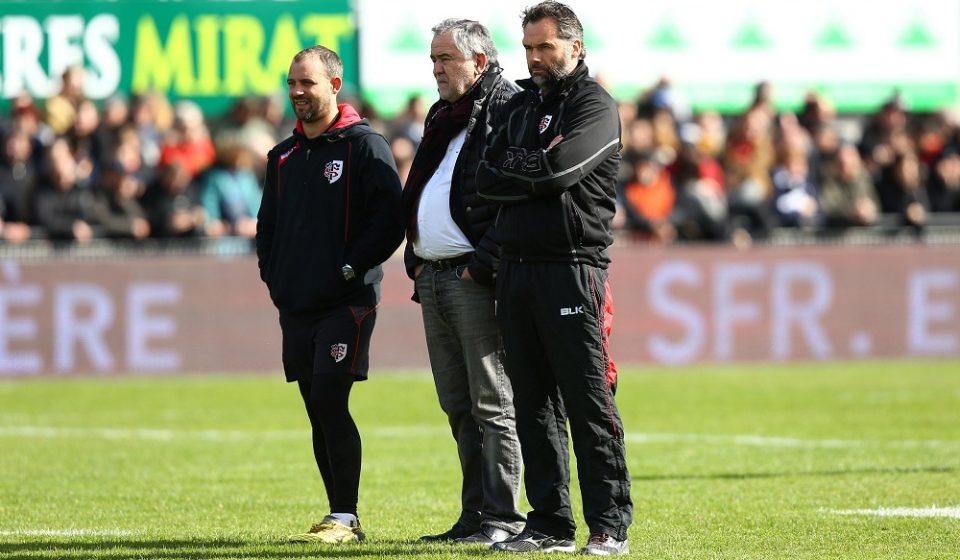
824, 506, 960, 519
0, 426, 303, 442
0, 425, 448, 441
0, 529, 137, 537
0, 425, 957, 449
625, 432, 959, 449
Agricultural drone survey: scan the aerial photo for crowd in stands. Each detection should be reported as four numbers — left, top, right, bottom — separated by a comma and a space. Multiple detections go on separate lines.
2, 68, 959, 247
610, 79, 960, 245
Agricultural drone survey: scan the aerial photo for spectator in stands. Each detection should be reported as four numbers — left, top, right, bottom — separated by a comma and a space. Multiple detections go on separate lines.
724, 106, 775, 239
96, 96, 131, 168
860, 99, 905, 172
929, 146, 960, 212
618, 152, 676, 242
67, 99, 103, 188
797, 91, 835, 135
91, 160, 150, 240
650, 107, 680, 165
30, 139, 98, 242
771, 147, 819, 228
694, 111, 726, 160
390, 135, 415, 185
818, 143, 880, 228
131, 93, 171, 171
212, 97, 277, 180
44, 67, 87, 136
200, 143, 260, 238
872, 127, 917, 214
669, 124, 728, 241
889, 152, 930, 231
637, 76, 691, 122
915, 113, 948, 168
0, 129, 37, 242
809, 123, 841, 181
389, 94, 428, 149
623, 118, 654, 158
160, 101, 215, 181
111, 124, 148, 184
10, 94, 53, 165
259, 94, 293, 134
749, 80, 777, 127
141, 162, 205, 239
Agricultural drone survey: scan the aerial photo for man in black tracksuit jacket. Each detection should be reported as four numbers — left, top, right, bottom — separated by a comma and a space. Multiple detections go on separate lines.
477, 2, 632, 555
256, 46, 404, 544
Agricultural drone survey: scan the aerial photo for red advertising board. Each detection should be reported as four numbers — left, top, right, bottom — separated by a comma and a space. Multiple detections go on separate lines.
0, 244, 957, 377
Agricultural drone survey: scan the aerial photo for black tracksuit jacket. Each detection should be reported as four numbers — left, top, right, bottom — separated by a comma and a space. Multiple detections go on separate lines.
476, 62, 621, 267
256, 104, 404, 314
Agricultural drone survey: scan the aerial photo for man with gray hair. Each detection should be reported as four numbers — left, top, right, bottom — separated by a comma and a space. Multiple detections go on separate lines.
401, 18, 524, 547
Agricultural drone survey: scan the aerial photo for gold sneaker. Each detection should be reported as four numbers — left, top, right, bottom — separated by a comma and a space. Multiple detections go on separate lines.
288, 515, 365, 543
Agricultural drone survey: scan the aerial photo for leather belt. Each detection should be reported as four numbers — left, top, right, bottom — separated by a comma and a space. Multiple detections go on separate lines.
425, 253, 472, 271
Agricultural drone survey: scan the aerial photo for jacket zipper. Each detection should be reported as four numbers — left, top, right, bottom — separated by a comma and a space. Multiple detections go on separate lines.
561, 191, 579, 262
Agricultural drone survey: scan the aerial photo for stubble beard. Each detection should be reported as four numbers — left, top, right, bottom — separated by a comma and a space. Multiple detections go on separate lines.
530, 62, 567, 93
292, 97, 325, 123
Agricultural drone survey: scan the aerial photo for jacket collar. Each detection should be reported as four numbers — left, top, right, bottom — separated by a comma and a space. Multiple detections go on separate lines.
293, 103, 364, 139
518, 60, 590, 100
425, 62, 506, 124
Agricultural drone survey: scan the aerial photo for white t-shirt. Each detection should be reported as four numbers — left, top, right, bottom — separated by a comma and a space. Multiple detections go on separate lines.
412, 128, 474, 260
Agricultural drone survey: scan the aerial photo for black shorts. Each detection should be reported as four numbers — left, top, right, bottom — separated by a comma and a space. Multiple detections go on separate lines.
278, 304, 378, 382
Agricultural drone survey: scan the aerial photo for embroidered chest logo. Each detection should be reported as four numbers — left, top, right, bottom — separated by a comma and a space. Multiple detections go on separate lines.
539, 115, 553, 134
330, 343, 348, 363
324, 160, 344, 184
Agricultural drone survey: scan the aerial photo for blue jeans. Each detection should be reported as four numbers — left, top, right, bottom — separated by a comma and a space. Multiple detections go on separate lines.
415, 264, 525, 533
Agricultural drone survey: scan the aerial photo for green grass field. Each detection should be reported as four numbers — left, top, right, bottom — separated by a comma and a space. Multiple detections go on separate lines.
1, 360, 958, 559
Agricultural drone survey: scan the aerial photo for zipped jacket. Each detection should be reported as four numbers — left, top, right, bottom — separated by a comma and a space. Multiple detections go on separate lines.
256, 104, 404, 313
402, 64, 520, 287
477, 62, 621, 267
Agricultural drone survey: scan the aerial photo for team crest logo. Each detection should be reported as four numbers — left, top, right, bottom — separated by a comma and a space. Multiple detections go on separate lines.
324, 160, 344, 183
330, 343, 348, 363
539, 115, 553, 134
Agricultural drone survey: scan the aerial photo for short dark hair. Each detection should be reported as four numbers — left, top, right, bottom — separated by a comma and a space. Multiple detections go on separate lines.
521, 1, 585, 59
432, 19, 498, 65
292, 45, 343, 79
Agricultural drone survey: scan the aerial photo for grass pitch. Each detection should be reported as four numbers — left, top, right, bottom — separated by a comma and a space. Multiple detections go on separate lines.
1, 360, 958, 559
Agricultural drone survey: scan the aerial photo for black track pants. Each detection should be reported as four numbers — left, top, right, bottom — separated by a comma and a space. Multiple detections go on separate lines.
495, 260, 632, 541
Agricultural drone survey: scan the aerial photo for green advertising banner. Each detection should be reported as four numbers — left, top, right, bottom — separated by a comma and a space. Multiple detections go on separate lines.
0, 0, 357, 115
356, 0, 960, 116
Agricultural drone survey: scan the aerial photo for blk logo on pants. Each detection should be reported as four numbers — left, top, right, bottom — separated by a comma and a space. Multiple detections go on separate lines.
560, 306, 584, 316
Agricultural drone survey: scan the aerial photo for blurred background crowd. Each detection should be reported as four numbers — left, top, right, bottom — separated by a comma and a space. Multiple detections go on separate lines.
2, 67, 959, 248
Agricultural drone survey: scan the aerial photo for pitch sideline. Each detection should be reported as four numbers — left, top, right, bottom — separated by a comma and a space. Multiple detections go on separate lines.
1, 425, 958, 449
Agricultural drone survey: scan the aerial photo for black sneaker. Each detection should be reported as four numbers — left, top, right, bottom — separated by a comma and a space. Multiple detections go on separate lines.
419, 520, 478, 542
455, 525, 515, 547
491, 529, 575, 553
581, 533, 629, 556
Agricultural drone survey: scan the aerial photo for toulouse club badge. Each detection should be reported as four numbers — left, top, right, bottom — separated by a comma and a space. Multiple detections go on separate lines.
324, 160, 344, 184
539, 115, 553, 134
330, 343, 348, 363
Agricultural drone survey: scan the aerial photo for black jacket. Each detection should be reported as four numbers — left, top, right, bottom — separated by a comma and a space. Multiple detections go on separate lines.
256, 104, 404, 314
403, 65, 520, 287
477, 62, 621, 267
